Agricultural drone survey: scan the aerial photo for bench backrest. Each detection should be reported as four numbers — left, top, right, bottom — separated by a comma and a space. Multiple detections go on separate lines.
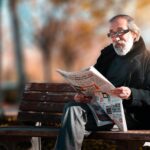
18, 83, 76, 127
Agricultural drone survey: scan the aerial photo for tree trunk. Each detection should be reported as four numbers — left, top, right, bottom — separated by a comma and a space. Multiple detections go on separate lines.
9, 0, 26, 102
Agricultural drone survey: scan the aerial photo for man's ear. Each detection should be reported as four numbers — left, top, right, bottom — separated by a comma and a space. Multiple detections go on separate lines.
132, 32, 137, 42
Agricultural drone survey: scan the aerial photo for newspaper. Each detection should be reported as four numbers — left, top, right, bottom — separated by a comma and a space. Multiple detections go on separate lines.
57, 66, 127, 132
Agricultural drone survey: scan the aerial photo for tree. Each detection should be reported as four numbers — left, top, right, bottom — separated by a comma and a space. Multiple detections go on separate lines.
9, 0, 25, 101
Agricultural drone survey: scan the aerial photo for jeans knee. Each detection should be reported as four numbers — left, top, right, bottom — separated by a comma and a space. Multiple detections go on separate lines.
64, 102, 87, 123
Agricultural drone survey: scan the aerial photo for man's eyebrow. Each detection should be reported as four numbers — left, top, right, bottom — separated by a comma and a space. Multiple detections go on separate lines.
109, 27, 126, 32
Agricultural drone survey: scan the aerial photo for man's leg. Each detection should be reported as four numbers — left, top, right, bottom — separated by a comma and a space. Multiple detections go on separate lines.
54, 101, 113, 150
54, 101, 90, 150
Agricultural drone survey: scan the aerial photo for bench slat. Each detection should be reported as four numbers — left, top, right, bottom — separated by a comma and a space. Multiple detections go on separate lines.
23, 92, 75, 102
0, 127, 59, 137
20, 101, 65, 113
18, 112, 62, 124
88, 130, 150, 141
25, 83, 75, 92
0, 127, 150, 141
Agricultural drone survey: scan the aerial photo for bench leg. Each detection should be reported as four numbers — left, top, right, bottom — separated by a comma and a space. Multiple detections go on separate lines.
31, 137, 41, 150
30, 122, 42, 150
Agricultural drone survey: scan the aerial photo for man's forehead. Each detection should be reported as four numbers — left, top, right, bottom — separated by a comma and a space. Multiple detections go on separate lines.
109, 18, 128, 31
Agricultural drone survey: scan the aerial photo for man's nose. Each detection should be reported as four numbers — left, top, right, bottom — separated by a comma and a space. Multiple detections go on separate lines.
112, 36, 120, 42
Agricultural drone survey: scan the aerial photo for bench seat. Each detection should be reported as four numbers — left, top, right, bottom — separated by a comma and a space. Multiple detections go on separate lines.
0, 83, 150, 149
0, 126, 150, 141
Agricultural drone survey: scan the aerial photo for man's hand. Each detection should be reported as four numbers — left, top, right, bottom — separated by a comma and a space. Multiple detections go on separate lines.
74, 93, 92, 103
110, 86, 131, 100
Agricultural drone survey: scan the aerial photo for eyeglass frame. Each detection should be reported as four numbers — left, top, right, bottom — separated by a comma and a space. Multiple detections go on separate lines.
107, 29, 130, 38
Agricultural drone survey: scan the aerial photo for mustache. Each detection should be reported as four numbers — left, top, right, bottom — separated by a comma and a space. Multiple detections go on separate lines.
115, 40, 125, 44
114, 41, 125, 48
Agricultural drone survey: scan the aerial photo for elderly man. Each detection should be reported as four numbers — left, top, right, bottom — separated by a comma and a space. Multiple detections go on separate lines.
54, 14, 150, 150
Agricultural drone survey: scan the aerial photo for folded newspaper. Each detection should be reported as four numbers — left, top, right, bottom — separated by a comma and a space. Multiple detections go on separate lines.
57, 66, 127, 132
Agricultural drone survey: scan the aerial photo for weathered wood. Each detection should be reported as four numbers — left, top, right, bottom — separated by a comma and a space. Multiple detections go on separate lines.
20, 101, 65, 112
88, 130, 150, 141
0, 126, 150, 141
18, 112, 62, 124
1, 82, 150, 150
0, 127, 59, 137
25, 83, 75, 92
22, 92, 75, 102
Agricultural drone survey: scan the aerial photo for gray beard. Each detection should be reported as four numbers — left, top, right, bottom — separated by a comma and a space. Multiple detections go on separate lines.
113, 47, 131, 56
113, 40, 134, 56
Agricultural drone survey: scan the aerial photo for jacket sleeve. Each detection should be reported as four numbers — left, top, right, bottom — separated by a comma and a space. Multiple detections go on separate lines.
131, 88, 150, 106
130, 55, 150, 107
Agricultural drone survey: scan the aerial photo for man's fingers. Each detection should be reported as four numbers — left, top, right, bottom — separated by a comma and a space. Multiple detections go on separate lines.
110, 86, 131, 100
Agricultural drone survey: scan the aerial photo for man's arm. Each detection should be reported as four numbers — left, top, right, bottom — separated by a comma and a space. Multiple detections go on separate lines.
111, 57, 150, 107
129, 56, 150, 106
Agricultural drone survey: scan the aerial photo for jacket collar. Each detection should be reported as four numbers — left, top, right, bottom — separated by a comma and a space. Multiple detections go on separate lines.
123, 36, 146, 58
108, 36, 147, 59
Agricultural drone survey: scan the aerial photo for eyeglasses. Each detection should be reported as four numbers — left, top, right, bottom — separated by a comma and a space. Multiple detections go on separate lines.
107, 29, 130, 38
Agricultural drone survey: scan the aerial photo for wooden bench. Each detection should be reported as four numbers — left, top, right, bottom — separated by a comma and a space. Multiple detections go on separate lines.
0, 83, 150, 150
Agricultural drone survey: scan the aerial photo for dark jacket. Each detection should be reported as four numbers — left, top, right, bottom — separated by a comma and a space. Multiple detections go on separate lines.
94, 37, 150, 129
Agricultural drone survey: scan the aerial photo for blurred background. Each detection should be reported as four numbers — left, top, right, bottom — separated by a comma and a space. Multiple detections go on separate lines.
1, 0, 150, 148
1, 0, 150, 123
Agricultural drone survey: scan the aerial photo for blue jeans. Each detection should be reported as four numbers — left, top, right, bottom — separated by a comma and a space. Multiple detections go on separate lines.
54, 101, 113, 150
